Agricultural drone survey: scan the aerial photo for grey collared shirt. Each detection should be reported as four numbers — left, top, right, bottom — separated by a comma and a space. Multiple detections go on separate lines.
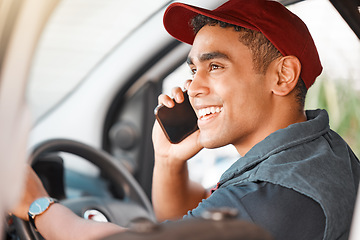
185, 109, 360, 240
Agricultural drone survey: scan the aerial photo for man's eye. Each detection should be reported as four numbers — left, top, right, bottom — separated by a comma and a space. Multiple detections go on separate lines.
210, 64, 221, 71
191, 68, 197, 75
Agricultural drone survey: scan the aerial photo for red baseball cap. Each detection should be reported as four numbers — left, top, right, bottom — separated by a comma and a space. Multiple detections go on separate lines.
163, 0, 322, 89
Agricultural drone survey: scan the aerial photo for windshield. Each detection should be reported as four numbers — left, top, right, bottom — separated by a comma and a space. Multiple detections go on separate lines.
27, 0, 168, 122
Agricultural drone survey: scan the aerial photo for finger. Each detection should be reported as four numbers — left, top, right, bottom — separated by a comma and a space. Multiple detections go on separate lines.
158, 94, 175, 108
171, 87, 184, 103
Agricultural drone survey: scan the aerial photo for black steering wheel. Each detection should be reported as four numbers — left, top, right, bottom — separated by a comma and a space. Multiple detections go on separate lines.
13, 138, 156, 239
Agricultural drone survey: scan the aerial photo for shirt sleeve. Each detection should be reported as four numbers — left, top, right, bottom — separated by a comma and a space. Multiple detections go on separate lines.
183, 181, 325, 240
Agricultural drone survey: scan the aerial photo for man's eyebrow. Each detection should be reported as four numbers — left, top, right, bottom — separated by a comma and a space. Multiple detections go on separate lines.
187, 52, 230, 65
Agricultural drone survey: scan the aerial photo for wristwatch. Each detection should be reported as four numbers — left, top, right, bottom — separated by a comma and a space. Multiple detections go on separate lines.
28, 197, 58, 230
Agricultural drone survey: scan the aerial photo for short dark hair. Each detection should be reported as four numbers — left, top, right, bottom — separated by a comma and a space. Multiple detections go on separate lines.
191, 14, 307, 107
294, 76, 307, 108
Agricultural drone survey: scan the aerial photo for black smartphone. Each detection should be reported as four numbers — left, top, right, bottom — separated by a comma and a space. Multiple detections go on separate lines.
154, 91, 198, 144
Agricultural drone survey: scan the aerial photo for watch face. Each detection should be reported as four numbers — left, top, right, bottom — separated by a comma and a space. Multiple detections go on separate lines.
29, 198, 51, 215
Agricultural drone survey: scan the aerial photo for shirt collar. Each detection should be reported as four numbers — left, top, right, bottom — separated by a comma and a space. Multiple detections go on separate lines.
219, 109, 330, 184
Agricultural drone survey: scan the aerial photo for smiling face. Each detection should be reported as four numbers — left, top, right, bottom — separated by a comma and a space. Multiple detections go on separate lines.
187, 25, 276, 155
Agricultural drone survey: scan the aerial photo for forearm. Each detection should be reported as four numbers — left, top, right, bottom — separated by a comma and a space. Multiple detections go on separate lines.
152, 159, 206, 222
35, 203, 124, 240
151, 89, 205, 221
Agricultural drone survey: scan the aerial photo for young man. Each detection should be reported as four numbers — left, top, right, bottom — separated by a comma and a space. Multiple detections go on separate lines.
151, 0, 360, 239
12, 0, 359, 240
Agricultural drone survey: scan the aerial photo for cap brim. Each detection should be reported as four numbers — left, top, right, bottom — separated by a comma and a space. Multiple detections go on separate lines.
163, 3, 256, 45
163, 3, 204, 45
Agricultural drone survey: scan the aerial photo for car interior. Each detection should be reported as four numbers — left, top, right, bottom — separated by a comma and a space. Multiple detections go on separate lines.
1, 0, 359, 239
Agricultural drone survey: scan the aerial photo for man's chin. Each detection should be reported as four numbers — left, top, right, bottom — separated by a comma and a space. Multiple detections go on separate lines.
199, 135, 226, 149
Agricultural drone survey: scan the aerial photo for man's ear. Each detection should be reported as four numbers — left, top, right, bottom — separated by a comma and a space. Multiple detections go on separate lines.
271, 56, 301, 96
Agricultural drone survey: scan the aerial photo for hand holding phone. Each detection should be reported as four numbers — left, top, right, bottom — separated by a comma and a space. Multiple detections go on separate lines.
154, 91, 198, 144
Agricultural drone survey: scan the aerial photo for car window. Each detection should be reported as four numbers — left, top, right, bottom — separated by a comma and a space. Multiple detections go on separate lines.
290, 0, 360, 157
27, 0, 168, 123
162, 0, 360, 188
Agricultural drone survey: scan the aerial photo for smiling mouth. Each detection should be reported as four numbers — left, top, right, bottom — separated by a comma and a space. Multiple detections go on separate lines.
198, 106, 223, 119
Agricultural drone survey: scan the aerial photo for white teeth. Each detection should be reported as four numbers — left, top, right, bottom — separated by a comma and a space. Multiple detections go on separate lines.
198, 107, 223, 118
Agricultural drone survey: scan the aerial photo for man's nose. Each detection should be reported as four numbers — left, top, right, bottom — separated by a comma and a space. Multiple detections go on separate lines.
187, 72, 209, 98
